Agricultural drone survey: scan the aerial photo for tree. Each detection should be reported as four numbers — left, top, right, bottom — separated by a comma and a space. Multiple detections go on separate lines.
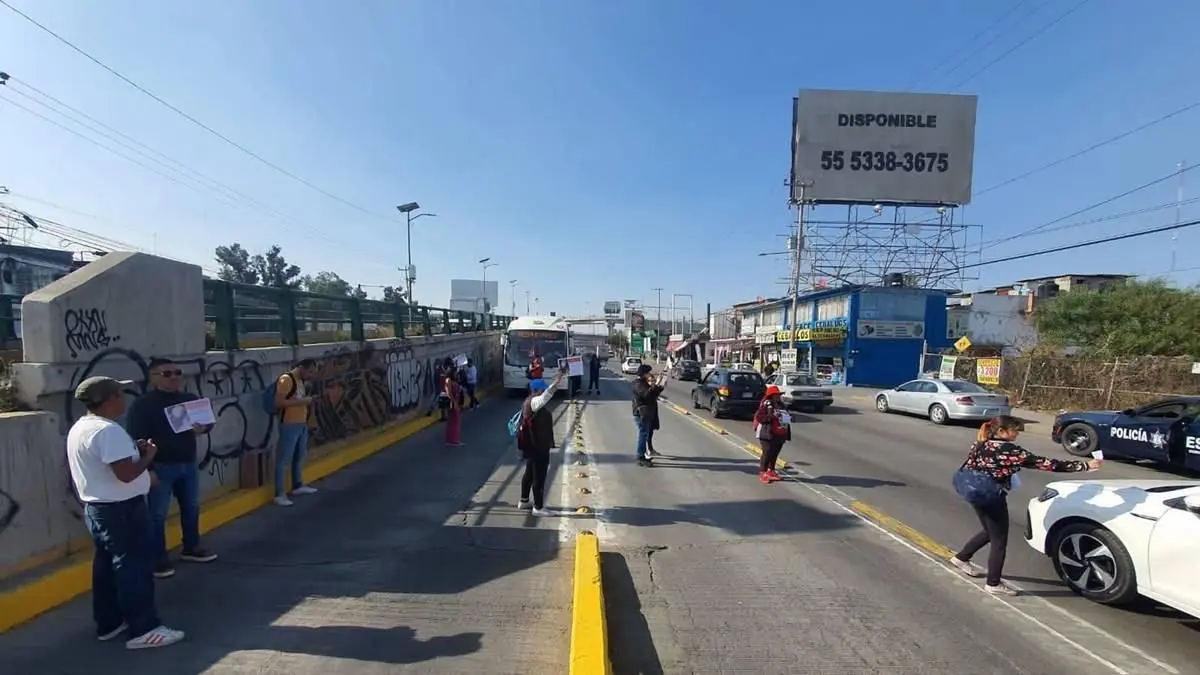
301, 270, 354, 297
252, 245, 302, 289
352, 284, 368, 300
1033, 279, 1200, 357
214, 243, 259, 284
382, 285, 406, 304
606, 331, 630, 351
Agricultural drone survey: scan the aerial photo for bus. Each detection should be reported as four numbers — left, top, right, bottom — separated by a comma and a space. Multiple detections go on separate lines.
502, 316, 572, 395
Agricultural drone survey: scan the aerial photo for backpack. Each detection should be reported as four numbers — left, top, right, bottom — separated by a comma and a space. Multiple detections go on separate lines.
260, 374, 296, 415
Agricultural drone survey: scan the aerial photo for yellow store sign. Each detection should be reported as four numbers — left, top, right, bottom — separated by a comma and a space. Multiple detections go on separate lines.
776, 327, 848, 342
976, 358, 1001, 385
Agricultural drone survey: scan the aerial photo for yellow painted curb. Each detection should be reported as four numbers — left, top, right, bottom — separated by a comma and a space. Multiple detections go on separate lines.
850, 500, 955, 560
699, 420, 728, 435
569, 531, 612, 675
741, 441, 788, 470
0, 387, 497, 634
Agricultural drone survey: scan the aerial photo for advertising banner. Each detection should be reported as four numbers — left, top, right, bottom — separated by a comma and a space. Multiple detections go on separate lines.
976, 358, 1001, 385
938, 355, 957, 380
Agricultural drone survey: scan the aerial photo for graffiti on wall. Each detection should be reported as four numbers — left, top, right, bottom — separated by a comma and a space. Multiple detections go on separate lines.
63, 308, 120, 359
0, 487, 18, 537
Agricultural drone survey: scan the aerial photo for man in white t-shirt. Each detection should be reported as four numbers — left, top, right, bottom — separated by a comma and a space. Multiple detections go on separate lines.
68, 376, 185, 650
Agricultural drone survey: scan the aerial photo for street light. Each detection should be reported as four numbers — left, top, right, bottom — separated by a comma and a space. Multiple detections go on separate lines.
479, 257, 497, 315
672, 293, 694, 336
509, 279, 518, 316
396, 202, 436, 323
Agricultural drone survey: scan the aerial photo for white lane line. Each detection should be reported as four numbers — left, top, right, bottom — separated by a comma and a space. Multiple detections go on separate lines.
660, 403, 1180, 675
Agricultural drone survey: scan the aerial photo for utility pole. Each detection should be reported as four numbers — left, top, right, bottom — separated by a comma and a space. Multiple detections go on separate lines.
525, 289, 531, 314
1172, 160, 1185, 274
651, 287, 663, 360
509, 279, 518, 316
788, 182, 810, 372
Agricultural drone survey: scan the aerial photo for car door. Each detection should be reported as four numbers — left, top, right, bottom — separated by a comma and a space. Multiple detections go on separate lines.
1109, 401, 1184, 461
909, 380, 941, 415
889, 380, 925, 413
696, 368, 721, 403
1145, 489, 1200, 617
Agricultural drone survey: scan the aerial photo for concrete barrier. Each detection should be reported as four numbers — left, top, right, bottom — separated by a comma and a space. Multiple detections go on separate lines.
0, 251, 506, 616
569, 531, 612, 675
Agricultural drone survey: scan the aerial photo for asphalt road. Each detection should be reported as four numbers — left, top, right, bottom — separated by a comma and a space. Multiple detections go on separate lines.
575, 372, 1157, 675
620, 371, 1199, 674
0, 398, 583, 675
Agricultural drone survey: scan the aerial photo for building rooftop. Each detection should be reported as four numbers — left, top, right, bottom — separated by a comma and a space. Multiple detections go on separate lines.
1013, 273, 1132, 283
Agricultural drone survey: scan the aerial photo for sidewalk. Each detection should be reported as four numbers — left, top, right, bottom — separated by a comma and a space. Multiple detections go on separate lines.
0, 402, 574, 675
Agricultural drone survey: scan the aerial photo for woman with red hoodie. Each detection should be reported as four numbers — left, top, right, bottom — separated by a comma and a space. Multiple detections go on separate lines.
753, 385, 791, 483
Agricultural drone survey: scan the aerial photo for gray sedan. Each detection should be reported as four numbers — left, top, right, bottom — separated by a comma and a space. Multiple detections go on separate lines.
874, 378, 1011, 425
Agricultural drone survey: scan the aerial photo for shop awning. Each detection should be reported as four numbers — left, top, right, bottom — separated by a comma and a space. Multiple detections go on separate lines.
665, 340, 688, 354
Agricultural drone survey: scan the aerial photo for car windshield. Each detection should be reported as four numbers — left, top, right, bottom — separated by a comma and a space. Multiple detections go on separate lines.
943, 380, 988, 393
680, 360, 699, 368
505, 330, 568, 368
781, 373, 818, 386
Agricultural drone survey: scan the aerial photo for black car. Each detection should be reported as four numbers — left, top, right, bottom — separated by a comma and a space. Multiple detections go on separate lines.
671, 359, 703, 381
1051, 396, 1200, 471
691, 367, 766, 419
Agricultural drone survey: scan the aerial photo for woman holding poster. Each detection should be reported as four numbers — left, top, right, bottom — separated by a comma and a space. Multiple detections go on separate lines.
444, 370, 464, 447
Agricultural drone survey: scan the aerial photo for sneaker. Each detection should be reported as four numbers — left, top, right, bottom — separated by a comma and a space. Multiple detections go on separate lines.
125, 625, 185, 650
274, 496, 294, 507
636, 457, 652, 467
948, 556, 983, 578
646, 448, 659, 457
531, 507, 549, 517
153, 561, 176, 579
291, 485, 318, 496
179, 548, 218, 563
759, 472, 772, 484
518, 499, 533, 510
766, 469, 782, 481
98, 622, 127, 641
984, 582, 1018, 596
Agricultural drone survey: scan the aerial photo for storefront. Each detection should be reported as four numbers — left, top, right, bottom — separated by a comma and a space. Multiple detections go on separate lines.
758, 285, 950, 387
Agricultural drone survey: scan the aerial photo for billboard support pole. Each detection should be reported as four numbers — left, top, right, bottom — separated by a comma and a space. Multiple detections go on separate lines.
788, 182, 809, 371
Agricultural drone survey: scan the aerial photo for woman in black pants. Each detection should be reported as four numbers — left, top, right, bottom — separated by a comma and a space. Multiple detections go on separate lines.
950, 415, 1100, 595
753, 385, 790, 483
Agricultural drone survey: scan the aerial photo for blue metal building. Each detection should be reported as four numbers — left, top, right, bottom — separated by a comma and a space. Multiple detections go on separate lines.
743, 285, 950, 388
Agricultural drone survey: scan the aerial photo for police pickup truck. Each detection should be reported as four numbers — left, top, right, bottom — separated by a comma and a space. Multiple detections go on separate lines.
1052, 396, 1200, 471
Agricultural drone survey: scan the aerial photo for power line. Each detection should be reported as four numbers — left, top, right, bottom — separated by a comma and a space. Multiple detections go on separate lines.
910, 0, 1041, 90
949, 0, 1094, 91
980, 196, 1200, 246
966, 218, 1200, 272
986, 164, 1200, 246
0, 0, 396, 225
974, 100, 1200, 199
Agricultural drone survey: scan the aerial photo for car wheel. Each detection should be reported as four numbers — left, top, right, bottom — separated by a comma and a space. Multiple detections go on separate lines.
709, 397, 722, 419
1051, 522, 1139, 606
1061, 423, 1099, 457
875, 395, 890, 413
928, 404, 948, 425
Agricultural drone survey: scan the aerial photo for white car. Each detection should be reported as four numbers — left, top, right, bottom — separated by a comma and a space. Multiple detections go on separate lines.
875, 378, 1010, 424
1025, 479, 1200, 617
620, 357, 643, 375
733, 362, 754, 371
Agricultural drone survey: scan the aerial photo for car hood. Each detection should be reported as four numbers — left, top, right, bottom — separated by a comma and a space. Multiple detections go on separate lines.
1045, 478, 1200, 492
1057, 411, 1120, 424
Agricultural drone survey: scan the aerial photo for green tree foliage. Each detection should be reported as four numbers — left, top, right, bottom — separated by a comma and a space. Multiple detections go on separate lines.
301, 270, 354, 297
606, 331, 630, 351
1033, 279, 1200, 357
382, 285, 405, 304
213, 243, 302, 289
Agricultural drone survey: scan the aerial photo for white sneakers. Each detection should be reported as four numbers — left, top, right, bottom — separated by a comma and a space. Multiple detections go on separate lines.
125, 625, 185, 650
948, 556, 1019, 596
518, 500, 549, 516
275, 485, 319, 506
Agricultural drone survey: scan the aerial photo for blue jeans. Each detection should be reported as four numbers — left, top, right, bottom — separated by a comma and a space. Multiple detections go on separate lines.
148, 461, 201, 563
635, 416, 650, 460
276, 423, 309, 497
83, 498, 161, 638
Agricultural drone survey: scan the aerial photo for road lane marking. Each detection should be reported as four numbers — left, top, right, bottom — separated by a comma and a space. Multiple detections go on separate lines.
658, 397, 1181, 675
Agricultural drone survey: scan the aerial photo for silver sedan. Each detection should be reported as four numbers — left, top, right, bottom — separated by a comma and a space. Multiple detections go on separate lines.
874, 378, 1011, 425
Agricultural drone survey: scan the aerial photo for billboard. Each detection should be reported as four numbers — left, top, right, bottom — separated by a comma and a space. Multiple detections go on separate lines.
449, 279, 499, 312
790, 89, 978, 205
603, 301, 620, 315
627, 310, 645, 331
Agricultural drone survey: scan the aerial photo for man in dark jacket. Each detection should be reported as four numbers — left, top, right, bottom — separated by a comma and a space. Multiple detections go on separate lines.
587, 352, 602, 394
631, 364, 665, 466
126, 358, 218, 579
517, 369, 566, 515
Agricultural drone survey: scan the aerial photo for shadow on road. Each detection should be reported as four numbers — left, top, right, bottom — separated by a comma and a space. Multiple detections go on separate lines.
603, 498, 859, 537
601, 551, 665, 675
791, 474, 906, 489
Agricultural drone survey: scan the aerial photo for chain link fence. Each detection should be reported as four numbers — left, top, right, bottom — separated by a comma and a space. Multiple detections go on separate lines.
920, 351, 1200, 411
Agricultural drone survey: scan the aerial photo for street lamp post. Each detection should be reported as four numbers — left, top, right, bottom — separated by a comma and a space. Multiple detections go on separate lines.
525, 289, 531, 314
396, 202, 436, 324
479, 258, 497, 324
650, 287, 664, 361
509, 279, 518, 316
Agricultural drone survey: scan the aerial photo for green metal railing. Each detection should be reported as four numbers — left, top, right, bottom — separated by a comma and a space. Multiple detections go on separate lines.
203, 279, 513, 350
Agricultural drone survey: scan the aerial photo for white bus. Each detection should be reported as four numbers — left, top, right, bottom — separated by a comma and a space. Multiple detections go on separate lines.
502, 316, 572, 395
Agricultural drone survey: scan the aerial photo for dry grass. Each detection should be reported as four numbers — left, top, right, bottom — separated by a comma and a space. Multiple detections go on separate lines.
0, 359, 26, 413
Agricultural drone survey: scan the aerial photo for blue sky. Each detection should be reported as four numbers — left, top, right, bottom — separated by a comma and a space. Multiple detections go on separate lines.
0, 0, 1197, 318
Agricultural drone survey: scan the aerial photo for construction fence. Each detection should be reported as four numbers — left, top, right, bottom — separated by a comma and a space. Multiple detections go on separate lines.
919, 352, 1200, 412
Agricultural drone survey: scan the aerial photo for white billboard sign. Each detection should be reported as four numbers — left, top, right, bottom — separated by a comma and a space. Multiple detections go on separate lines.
603, 301, 620, 315
791, 89, 978, 205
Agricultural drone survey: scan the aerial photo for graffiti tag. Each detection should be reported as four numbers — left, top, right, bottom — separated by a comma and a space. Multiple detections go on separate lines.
63, 308, 120, 359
